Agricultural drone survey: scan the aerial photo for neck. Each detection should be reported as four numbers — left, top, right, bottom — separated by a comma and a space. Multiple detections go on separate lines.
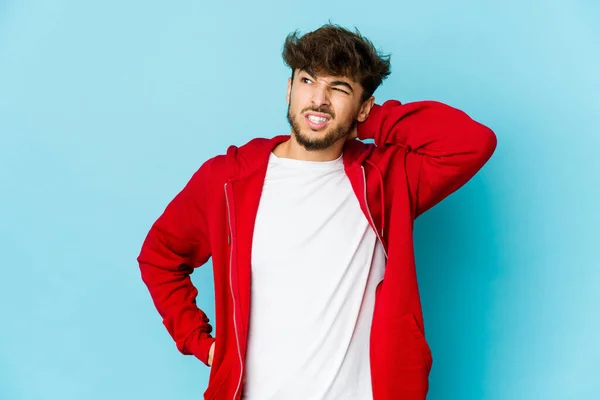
273, 133, 345, 162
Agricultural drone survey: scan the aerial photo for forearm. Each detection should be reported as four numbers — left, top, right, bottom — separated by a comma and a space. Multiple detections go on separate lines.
137, 161, 215, 366
358, 99, 497, 217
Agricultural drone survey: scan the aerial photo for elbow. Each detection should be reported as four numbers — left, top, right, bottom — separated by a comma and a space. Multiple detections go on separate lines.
476, 124, 497, 163
434, 101, 498, 159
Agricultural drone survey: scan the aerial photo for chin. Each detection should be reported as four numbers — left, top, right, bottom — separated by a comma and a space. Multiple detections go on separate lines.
294, 129, 341, 151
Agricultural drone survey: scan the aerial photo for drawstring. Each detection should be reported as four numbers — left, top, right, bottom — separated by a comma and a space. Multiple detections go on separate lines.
366, 160, 385, 238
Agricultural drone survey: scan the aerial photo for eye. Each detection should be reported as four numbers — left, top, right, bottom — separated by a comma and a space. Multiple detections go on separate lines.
301, 77, 312, 84
333, 88, 349, 94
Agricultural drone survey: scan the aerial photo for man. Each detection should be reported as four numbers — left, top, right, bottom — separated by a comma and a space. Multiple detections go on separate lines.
137, 24, 496, 400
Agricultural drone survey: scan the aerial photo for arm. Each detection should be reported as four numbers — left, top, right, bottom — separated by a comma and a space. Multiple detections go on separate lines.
137, 159, 215, 366
358, 100, 497, 218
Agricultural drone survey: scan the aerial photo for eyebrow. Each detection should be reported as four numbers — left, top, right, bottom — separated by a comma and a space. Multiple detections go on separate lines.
303, 70, 354, 93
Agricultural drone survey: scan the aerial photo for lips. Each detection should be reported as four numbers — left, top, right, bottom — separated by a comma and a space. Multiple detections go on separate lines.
304, 112, 332, 131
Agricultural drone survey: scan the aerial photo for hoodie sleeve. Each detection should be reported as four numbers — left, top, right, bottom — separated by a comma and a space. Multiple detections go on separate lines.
137, 159, 215, 366
358, 100, 497, 218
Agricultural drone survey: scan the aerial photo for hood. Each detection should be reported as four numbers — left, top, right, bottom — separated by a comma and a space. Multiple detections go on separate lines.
224, 135, 374, 182
223, 133, 388, 254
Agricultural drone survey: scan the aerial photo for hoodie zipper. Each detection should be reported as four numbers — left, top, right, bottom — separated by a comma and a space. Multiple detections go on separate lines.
224, 169, 382, 399
224, 183, 243, 400
361, 166, 388, 259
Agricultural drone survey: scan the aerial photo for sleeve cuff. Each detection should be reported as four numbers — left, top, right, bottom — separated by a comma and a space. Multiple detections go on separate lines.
357, 103, 382, 140
192, 335, 216, 367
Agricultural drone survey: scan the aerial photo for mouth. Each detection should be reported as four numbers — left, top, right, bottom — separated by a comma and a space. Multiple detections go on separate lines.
304, 112, 332, 131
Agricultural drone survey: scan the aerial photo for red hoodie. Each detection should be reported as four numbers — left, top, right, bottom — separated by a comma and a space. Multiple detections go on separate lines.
137, 99, 497, 400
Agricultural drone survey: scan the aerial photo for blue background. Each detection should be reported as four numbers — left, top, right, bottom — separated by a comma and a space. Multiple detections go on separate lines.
1, 1, 599, 399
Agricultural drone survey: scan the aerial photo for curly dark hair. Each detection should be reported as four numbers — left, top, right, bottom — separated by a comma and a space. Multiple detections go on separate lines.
282, 23, 391, 101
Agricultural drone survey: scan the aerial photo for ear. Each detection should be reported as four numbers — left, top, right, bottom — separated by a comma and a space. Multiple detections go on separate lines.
286, 77, 292, 104
357, 96, 375, 123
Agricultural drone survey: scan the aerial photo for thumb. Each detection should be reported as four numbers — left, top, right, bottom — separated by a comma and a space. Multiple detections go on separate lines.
208, 342, 215, 366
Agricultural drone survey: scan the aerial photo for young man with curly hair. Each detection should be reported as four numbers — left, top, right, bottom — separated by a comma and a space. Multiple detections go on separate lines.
138, 24, 497, 400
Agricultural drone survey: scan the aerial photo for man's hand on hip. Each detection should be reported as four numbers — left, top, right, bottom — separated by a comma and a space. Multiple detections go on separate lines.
208, 342, 215, 366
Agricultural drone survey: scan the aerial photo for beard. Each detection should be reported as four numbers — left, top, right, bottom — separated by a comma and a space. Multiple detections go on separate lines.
287, 103, 356, 151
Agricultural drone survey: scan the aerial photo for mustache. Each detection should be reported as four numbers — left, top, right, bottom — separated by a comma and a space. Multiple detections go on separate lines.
302, 106, 335, 119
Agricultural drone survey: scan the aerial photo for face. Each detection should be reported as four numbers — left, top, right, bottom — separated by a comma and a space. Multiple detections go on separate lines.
286, 69, 373, 151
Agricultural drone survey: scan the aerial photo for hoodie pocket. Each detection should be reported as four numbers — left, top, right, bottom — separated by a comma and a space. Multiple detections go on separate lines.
203, 358, 232, 400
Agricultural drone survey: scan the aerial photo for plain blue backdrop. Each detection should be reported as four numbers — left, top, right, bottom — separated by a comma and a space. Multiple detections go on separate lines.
1, 1, 599, 399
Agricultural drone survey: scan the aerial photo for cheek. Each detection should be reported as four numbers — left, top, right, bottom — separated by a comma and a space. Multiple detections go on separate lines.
292, 90, 311, 106
331, 101, 355, 123
290, 95, 312, 117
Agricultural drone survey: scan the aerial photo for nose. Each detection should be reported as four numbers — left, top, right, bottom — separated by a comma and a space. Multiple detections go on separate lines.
310, 84, 330, 108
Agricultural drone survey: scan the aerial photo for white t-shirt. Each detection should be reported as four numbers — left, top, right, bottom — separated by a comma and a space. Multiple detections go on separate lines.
242, 152, 386, 400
